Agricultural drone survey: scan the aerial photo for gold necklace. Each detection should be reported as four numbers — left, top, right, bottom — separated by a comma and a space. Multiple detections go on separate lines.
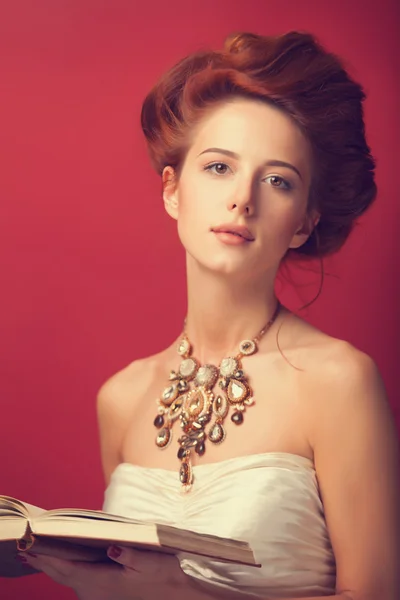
154, 302, 281, 492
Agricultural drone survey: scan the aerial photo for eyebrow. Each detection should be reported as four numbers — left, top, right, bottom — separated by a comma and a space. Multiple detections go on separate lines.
198, 147, 303, 181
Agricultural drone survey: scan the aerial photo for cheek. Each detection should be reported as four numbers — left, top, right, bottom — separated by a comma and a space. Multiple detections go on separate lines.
177, 183, 212, 228
259, 197, 307, 250
175, 189, 205, 248
263, 197, 304, 228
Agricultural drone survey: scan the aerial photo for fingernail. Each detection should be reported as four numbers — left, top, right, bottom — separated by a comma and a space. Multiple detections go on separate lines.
16, 555, 28, 563
107, 545, 122, 559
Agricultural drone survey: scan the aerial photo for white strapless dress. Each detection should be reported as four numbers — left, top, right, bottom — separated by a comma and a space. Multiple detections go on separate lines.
103, 452, 336, 598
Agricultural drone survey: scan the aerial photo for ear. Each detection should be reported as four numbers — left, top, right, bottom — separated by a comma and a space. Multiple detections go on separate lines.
162, 166, 179, 221
289, 210, 320, 249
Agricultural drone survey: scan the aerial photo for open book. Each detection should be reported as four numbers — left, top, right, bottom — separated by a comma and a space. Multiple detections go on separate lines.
0, 495, 259, 577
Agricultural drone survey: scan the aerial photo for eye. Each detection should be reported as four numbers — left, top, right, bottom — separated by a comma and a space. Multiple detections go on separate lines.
265, 175, 292, 190
204, 162, 231, 176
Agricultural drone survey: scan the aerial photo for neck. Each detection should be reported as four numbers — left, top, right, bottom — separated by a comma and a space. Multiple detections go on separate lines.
182, 256, 281, 364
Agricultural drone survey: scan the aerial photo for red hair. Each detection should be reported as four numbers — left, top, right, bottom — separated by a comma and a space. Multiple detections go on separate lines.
141, 31, 376, 259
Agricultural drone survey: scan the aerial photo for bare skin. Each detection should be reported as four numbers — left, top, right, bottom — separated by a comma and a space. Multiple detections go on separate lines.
99, 309, 337, 481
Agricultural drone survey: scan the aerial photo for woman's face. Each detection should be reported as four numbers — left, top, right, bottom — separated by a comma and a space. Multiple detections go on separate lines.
163, 97, 316, 280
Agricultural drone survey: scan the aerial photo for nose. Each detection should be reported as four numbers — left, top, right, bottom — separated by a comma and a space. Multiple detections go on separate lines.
227, 182, 255, 216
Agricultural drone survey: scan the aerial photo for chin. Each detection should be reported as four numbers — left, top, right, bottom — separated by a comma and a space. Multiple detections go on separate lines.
193, 253, 259, 278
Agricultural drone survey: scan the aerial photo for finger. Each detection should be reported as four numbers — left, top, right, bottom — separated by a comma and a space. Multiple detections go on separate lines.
107, 546, 183, 581
22, 538, 105, 562
25, 553, 120, 586
107, 546, 141, 571
24, 554, 74, 585
16, 553, 40, 574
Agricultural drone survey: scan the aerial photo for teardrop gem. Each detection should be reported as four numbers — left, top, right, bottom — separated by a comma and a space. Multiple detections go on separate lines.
177, 446, 188, 460
156, 427, 171, 448
184, 389, 205, 419
231, 411, 244, 425
153, 414, 165, 429
195, 441, 206, 456
208, 422, 225, 444
227, 379, 248, 404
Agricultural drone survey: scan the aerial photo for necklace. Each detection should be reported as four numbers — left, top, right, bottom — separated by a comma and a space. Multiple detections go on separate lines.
153, 301, 281, 492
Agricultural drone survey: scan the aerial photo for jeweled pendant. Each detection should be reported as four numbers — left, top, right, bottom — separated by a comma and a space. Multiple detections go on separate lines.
182, 386, 213, 422
213, 394, 229, 418
231, 411, 244, 425
195, 441, 206, 456
220, 357, 238, 378
227, 379, 249, 404
239, 339, 257, 356
196, 413, 212, 426
168, 395, 184, 422
178, 379, 189, 392
161, 384, 179, 405
177, 338, 191, 357
183, 390, 205, 420
179, 460, 193, 491
154, 303, 282, 492
153, 414, 165, 429
156, 427, 171, 449
177, 446, 189, 460
195, 364, 218, 389
208, 422, 226, 444
179, 357, 198, 380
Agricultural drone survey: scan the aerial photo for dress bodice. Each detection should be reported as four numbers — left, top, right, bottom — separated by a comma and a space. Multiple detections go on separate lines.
103, 452, 336, 598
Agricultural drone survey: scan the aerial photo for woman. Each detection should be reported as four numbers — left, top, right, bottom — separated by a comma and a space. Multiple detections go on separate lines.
22, 31, 399, 599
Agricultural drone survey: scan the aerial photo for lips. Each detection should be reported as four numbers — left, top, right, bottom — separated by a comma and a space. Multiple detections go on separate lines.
211, 224, 255, 241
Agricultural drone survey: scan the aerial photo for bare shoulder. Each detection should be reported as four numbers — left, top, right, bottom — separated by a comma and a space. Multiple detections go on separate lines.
283, 316, 400, 597
304, 329, 397, 464
279, 309, 382, 387
295, 319, 387, 415
277, 309, 393, 433
97, 355, 159, 418
96, 350, 170, 483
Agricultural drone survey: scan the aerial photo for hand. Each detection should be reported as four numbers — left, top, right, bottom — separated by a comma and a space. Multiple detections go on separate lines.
22, 545, 190, 600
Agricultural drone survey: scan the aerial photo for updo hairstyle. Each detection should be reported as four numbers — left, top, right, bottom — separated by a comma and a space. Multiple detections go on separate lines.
141, 31, 376, 259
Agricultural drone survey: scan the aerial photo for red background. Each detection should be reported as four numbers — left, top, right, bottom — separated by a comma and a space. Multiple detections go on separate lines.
0, 1, 399, 598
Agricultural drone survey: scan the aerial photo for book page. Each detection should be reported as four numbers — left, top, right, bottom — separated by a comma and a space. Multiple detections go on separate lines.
0, 496, 45, 519
36, 507, 148, 523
